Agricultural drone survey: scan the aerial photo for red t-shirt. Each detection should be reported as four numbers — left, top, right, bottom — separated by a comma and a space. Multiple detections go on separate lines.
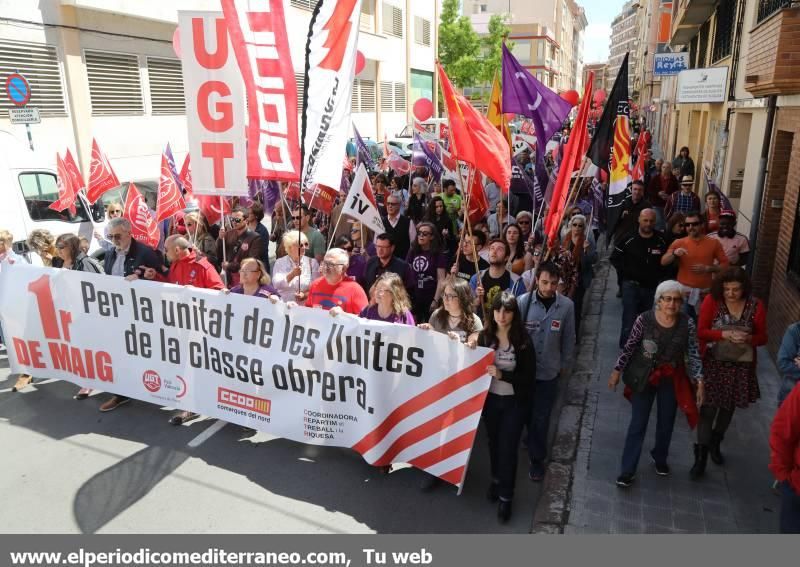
307, 277, 369, 315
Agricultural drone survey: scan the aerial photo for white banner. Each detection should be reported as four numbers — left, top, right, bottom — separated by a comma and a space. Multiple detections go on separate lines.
301, 0, 363, 192
342, 164, 386, 235
677, 67, 729, 104
0, 266, 492, 488
180, 11, 248, 196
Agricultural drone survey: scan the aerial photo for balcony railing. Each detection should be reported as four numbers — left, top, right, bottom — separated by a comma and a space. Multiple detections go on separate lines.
758, 0, 796, 23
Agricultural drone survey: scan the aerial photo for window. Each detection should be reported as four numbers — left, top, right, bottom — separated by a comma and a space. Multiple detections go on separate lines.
0, 40, 66, 117
352, 78, 376, 112
382, 3, 403, 38
697, 19, 710, 68
361, 1, 375, 31
85, 50, 143, 115
712, 0, 736, 62
290, 0, 314, 10
18, 172, 90, 223
147, 57, 185, 115
414, 16, 431, 46
757, 0, 793, 23
379, 81, 405, 112
512, 40, 532, 65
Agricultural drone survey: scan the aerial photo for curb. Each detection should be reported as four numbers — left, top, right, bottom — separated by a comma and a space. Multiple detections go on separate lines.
532, 251, 611, 534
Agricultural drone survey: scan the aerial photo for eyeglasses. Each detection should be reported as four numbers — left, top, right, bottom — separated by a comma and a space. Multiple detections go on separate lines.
230, 217, 245, 224
572, 223, 585, 228
443, 293, 458, 300
684, 221, 701, 227
108, 233, 125, 240
350, 227, 360, 233
660, 296, 683, 303
322, 261, 346, 269
518, 220, 531, 225
298, 242, 310, 248
418, 231, 433, 237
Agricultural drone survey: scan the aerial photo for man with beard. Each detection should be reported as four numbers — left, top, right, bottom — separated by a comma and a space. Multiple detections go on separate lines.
361, 233, 415, 293
708, 210, 750, 267
469, 239, 525, 318
611, 209, 667, 348
218, 207, 265, 287
661, 211, 729, 318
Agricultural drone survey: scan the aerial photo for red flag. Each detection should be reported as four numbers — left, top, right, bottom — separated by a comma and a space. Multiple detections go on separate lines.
86, 139, 120, 204
387, 153, 412, 175
467, 171, 489, 226
303, 184, 338, 215
197, 195, 231, 226
179, 154, 193, 200
123, 182, 160, 249
63, 149, 86, 193
544, 72, 594, 247
437, 63, 511, 190
631, 133, 649, 182
49, 153, 78, 216
155, 151, 186, 222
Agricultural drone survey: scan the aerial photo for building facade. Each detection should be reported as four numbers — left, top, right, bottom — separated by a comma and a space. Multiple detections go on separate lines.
608, 0, 642, 97
0, 0, 437, 182
465, 0, 587, 92
583, 62, 609, 93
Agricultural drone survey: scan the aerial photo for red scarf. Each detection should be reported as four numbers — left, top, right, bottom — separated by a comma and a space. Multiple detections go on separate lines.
624, 363, 699, 429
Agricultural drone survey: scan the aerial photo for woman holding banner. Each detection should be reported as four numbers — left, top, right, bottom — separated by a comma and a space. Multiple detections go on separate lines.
479, 291, 536, 523
229, 258, 278, 300
272, 232, 319, 305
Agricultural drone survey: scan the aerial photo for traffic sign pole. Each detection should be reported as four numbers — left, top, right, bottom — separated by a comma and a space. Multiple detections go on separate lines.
25, 124, 34, 151
5, 73, 35, 150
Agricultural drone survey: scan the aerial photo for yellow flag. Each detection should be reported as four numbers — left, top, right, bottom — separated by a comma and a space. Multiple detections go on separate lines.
487, 72, 510, 144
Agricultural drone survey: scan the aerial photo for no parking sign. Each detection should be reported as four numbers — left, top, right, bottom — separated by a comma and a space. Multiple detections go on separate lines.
5, 73, 31, 106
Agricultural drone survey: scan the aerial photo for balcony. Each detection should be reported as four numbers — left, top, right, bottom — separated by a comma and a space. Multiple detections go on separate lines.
745, 4, 800, 96
671, 0, 719, 46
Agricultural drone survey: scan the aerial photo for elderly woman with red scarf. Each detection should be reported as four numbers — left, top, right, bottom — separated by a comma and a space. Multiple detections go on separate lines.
608, 280, 705, 488
561, 213, 597, 338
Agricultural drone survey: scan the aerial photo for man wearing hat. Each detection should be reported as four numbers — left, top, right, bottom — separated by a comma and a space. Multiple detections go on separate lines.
708, 210, 751, 267
665, 175, 701, 220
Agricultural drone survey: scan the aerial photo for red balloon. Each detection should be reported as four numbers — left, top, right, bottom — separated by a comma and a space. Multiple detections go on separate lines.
592, 89, 607, 105
560, 90, 580, 107
355, 51, 366, 75
413, 98, 433, 122
172, 28, 181, 59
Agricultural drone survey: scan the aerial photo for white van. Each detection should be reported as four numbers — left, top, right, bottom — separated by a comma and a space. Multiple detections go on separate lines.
0, 130, 98, 256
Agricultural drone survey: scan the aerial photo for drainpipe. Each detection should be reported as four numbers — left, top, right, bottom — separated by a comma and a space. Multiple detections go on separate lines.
747, 94, 778, 275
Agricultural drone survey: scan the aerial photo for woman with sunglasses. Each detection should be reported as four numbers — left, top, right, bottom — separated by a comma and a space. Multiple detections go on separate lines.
184, 211, 220, 271
608, 280, 705, 488
406, 221, 448, 324
26, 229, 62, 268
335, 234, 367, 283
479, 292, 536, 523
562, 214, 597, 337
272, 231, 319, 304
94, 201, 124, 252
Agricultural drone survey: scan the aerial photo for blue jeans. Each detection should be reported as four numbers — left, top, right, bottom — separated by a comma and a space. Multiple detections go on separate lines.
528, 378, 559, 465
620, 377, 678, 475
781, 481, 800, 533
620, 282, 656, 348
483, 393, 530, 500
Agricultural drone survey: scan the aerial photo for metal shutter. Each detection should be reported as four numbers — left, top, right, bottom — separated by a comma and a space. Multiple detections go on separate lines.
290, 0, 314, 10
85, 50, 144, 115
415, 17, 431, 46
393, 82, 405, 112
0, 40, 66, 117
147, 57, 185, 115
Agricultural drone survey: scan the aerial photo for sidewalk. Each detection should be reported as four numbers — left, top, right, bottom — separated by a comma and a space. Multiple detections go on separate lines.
564, 258, 782, 534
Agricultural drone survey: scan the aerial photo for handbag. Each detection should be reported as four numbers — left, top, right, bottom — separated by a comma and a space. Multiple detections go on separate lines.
710, 302, 755, 363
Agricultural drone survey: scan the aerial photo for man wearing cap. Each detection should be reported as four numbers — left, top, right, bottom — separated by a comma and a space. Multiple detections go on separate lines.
708, 210, 751, 267
665, 175, 701, 220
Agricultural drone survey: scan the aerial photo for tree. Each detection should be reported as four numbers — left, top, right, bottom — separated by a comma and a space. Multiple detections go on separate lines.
479, 15, 511, 86
438, 0, 481, 89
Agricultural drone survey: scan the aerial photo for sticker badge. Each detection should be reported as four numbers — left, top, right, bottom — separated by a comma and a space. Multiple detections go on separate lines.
550, 320, 561, 331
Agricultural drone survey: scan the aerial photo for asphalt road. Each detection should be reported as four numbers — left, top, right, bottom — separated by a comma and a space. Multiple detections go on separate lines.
0, 347, 543, 534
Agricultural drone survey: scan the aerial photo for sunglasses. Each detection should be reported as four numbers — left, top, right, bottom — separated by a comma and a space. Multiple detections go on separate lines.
230, 218, 245, 224
518, 220, 531, 224
685, 221, 701, 227
56, 244, 66, 249
418, 231, 433, 237
298, 242, 310, 248
387, 202, 400, 206
572, 223, 585, 228
291, 216, 301, 221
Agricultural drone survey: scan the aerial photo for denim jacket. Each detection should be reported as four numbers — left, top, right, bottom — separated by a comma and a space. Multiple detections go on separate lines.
518, 292, 576, 381
778, 322, 800, 404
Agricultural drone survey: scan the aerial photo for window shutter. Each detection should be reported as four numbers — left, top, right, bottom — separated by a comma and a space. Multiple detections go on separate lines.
380, 80, 394, 112
359, 79, 376, 112
383, 4, 403, 38
147, 57, 185, 115
290, 0, 314, 10
351, 78, 360, 112
415, 17, 430, 46
0, 40, 66, 117
85, 50, 143, 116
394, 82, 405, 112
295, 72, 305, 112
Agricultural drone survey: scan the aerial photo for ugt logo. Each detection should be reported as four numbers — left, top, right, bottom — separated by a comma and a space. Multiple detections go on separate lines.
319, 0, 359, 72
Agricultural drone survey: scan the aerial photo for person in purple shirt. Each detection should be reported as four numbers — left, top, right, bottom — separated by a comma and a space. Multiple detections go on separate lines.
228, 258, 279, 300
336, 235, 368, 284
359, 272, 415, 325
406, 221, 448, 324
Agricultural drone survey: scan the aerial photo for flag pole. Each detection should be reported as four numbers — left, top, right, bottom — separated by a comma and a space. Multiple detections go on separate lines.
327, 212, 344, 249
220, 195, 228, 287
459, 163, 482, 279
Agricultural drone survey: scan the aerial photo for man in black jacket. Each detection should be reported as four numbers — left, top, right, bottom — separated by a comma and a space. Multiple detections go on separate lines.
381, 195, 415, 260
98, 217, 164, 412
361, 233, 415, 294
610, 209, 667, 348
217, 207, 264, 287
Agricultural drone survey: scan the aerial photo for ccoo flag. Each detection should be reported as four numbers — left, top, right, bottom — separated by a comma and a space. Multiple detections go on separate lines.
301, 0, 363, 193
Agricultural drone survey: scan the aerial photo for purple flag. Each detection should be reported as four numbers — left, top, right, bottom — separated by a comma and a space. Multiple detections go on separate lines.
510, 159, 541, 211
412, 134, 444, 181
353, 124, 376, 171
502, 44, 572, 194
247, 178, 281, 214
703, 168, 733, 211
164, 143, 184, 194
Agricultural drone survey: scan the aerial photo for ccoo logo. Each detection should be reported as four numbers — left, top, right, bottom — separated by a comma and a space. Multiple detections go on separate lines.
142, 370, 161, 393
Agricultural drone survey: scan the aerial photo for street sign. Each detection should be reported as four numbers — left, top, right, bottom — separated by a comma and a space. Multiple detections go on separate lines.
653, 53, 689, 77
9, 107, 40, 124
5, 73, 31, 106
